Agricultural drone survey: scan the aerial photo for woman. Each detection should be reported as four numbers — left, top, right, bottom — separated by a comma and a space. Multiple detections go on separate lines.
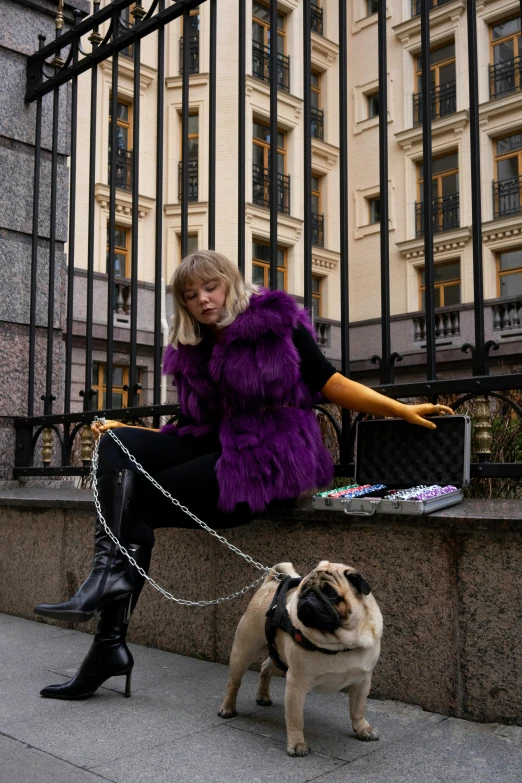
34, 250, 452, 700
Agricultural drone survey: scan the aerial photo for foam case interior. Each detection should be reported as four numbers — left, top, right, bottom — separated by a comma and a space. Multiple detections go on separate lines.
355, 416, 468, 488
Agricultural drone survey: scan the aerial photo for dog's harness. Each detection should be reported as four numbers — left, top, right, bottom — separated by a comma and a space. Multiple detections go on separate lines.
265, 575, 355, 672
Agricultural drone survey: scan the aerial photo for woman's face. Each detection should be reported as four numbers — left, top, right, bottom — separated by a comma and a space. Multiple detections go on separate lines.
183, 277, 227, 327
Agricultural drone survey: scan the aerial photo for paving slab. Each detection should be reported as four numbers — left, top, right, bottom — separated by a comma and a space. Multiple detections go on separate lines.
1, 613, 521, 783
312, 717, 522, 783
0, 734, 111, 783
91, 722, 345, 783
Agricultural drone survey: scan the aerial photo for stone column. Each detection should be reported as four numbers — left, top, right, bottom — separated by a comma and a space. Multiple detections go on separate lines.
0, 0, 89, 484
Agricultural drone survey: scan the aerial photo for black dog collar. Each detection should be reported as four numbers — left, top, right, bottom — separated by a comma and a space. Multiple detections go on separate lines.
265, 575, 355, 673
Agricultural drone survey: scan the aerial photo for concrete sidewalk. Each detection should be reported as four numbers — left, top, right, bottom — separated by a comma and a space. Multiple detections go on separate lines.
0, 613, 520, 783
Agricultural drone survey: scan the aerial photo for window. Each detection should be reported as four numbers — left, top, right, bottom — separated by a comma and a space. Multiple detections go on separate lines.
108, 100, 132, 191
413, 43, 456, 126
497, 248, 522, 298
367, 0, 378, 16
119, 4, 135, 57
179, 6, 200, 74
106, 226, 130, 278
311, 0, 323, 36
367, 92, 379, 119
369, 197, 380, 224
91, 363, 142, 411
252, 121, 290, 214
178, 113, 199, 202
252, 1, 289, 92
312, 275, 322, 319
311, 175, 324, 247
489, 16, 521, 99
418, 261, 461, 309
252, 240, 286, 289
179, 234, 199, 261
311, 71, 324, 140
416, 152, 459, 236
493, 133, 522, 218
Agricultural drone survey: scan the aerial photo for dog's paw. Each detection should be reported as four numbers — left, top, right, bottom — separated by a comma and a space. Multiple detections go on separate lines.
255, 696, 272, 707
217, 708, 237, 719
355, 726, 379, 742
287, 742, 311, 757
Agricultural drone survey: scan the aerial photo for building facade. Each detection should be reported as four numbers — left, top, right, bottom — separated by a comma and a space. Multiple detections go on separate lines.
71, 0, 522, 412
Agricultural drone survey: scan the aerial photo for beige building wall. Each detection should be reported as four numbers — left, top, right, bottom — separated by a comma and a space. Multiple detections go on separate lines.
72, 0, 522, 341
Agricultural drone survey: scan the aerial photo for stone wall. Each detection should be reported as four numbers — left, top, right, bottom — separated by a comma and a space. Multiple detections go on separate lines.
0, 490, 520, 724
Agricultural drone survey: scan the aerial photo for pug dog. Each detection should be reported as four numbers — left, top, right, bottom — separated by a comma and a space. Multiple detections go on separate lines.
218, 561, 383, 757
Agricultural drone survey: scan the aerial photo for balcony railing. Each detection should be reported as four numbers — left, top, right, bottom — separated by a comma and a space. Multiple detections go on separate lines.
489, 56, 522, 100
252, 164, 290, 214
411, 0, 453, 17
179, 32, 199, 75
493, 175, 522, 219
311, 4, 323, 35
114, 279, 131, 316
415, 194, 460, 237
178, 160, 198, 202
252, 42, 290, 93
493, 298, 522, 332
413, 308, 461, 342
412, 81, 456, 127
108, 146, 132, 192
311, 106, 324, 140
314, 320, 330, 347
312, 213, 324, 247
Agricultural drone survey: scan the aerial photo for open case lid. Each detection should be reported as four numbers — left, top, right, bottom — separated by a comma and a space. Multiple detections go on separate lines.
355, 415, 471, 488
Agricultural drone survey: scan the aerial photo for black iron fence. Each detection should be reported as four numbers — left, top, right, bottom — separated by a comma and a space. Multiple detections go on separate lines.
492, 176, 522, 219
15, 0, 522, 483
179, 31, 199, 74
252, 41, 290, 93
489, 56, 522, 100
412, 81, 456, 126
415, 194, 460, 237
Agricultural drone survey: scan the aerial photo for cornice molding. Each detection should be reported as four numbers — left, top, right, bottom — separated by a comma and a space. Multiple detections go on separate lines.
396, 226, 472, 259
94, 183, 154, 220
395, 110, 469, 150
392, 0, 465, 44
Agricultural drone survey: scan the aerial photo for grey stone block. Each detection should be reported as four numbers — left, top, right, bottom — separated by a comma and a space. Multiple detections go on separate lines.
312, 718, 522, 783
0, 735, 105, 783
0, 0, 89, 59
92, 723, 344, 783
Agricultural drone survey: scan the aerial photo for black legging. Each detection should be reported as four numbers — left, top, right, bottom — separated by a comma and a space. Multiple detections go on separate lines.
97, 428, 253, 547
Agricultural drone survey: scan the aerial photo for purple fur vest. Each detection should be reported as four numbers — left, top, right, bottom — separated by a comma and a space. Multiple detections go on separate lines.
161, 289, 334, 513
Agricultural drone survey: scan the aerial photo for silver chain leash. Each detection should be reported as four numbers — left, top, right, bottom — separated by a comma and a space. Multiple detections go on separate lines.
90, 418, 281, 606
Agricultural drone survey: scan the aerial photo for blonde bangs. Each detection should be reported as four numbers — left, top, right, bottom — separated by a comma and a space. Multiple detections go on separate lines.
169, 250, 259, 347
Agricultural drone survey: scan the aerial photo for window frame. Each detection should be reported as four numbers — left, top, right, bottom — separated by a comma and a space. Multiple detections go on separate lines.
252, 240, 287, 290
496, 248, 522, 298
91, 363, 142, 411
368, 196, 380, 225
417, 152, 459, 202
252, 0, 286, 52
312, 274, 322, 318
252, 120, 286, 172
106, 225, 131, 279
418, 260, 461, 309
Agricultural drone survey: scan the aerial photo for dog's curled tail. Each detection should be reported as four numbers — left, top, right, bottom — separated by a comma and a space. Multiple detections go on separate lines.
264, 562, 300, 584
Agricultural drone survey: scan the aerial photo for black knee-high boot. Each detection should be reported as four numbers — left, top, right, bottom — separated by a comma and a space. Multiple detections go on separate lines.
34, 469, 143, 623
39, 543, 152, 700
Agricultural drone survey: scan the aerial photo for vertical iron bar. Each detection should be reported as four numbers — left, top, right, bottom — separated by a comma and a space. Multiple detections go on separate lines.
338, 0, 351, 463
303, 0, 312, 314
420, 0, 436, 380
129, 35, 141, 407
377, 0, 391, 384
181, 7, 190, 258
153, 0, 165, 411
237, 0, 246, 275
28, 34, 46, 418
208, 0, 216, 249
84, 11, 100, 413
45, 78, 60, 416
107, 13, 120, 410
64, 15, 80, 415
269, 0, 278, 289
467, 0, 486, 375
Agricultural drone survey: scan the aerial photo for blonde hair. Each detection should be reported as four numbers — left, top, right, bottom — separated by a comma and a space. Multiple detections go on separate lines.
170, 250, 259, 346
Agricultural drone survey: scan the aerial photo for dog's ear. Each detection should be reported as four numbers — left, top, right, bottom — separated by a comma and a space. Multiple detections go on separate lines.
345, 570, 371, 596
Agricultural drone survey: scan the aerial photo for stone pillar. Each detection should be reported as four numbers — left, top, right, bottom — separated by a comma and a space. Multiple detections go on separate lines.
0, 0, 89, 484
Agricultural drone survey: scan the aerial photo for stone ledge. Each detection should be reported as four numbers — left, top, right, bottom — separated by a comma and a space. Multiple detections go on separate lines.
0, 487, 520, 531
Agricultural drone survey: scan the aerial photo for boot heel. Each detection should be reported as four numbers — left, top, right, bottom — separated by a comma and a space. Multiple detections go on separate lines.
124, 670, 132, 698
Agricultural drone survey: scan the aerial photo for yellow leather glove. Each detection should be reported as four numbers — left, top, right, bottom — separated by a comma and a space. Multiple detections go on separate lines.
321, 373, 453, 430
